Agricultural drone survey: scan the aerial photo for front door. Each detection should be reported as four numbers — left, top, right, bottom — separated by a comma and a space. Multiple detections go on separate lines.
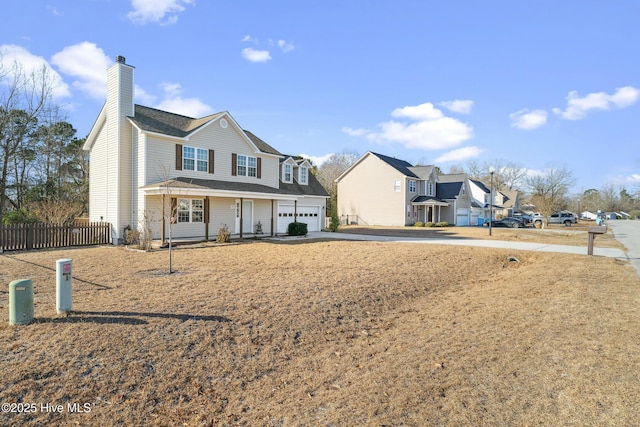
234, 199, 254, 234
242, 200, 253, 233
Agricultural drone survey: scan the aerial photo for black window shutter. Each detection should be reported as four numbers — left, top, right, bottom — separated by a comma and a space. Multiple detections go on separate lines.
209, 149, 215, 174
257, 158, 262, 179
175, 144, 182, 171
231, 153, 237, 176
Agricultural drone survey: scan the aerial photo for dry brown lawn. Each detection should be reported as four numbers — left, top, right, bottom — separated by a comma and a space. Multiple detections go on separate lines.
337, 223, 625, 248
1, 229, 639, 426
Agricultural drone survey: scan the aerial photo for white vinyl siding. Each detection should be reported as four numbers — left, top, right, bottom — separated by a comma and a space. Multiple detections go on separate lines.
144, 124, 280, 189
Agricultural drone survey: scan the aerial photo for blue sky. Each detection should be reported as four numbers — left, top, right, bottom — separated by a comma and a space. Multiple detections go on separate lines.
1, 0, 639, 192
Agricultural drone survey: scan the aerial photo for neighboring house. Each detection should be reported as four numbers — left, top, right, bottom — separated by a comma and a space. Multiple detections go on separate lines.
494, 189, 521, 218
336, 151, 502, 226
84, 56, 328, 243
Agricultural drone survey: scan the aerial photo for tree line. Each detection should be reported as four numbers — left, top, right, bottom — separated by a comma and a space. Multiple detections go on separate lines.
1, 61, 88, 226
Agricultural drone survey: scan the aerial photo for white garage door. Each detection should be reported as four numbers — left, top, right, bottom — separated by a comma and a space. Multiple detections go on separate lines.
456, 208, 470, 226
278, 205, 321, 232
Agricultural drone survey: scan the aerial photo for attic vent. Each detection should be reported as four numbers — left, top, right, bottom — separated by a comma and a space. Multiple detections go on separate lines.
116, 55, 126, 64
220, 119, 228, 129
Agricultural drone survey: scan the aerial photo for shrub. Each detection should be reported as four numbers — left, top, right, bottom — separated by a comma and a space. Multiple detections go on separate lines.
216, 224, 230, 243
435, 221, 450, 227
329, 206, 340, 232
425, 222, 435, 227
124, 227, 140, 245
288, 221, 308, 236
414, 221, 424, 227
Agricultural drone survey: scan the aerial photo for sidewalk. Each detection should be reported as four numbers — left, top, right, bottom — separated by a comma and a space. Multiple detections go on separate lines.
305, 231, 628, 259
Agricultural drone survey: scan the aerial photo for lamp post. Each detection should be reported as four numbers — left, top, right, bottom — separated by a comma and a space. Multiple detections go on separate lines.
489, 167, 495, 236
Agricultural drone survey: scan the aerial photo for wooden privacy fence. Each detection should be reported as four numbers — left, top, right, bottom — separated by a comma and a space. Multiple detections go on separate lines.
1, 222, 111, 252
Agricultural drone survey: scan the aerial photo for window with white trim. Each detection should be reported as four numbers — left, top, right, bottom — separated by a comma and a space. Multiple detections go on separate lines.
177, 199, 204, 223
299, 166, 308, 185
409, 180, 416, 193
428, 181, 434, 196
394, 180, 401, 192
183, 146, 208, 172
237, 154, 257, 177
283, 164, 292, 182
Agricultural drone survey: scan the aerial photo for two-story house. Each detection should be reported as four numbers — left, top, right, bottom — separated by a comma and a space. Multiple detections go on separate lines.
83, 56, 328, 243
336, 151, 505, 226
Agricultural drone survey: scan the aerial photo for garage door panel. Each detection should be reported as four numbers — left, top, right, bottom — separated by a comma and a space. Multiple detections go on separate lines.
278, 205, 320, 232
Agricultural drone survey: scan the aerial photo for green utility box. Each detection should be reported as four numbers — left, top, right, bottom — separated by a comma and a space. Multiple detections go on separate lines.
9, 279, 34, 325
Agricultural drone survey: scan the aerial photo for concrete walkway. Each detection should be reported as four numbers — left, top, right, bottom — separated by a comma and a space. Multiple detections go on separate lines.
305, 230, 628, 259
607, 220, 640, 277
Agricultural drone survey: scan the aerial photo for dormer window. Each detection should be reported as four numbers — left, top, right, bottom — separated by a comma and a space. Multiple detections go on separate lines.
283, 164, 292, 183
299, 166, 308, 185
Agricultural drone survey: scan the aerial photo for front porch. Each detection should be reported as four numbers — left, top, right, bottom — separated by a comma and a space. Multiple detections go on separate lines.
412, 196, 449, 224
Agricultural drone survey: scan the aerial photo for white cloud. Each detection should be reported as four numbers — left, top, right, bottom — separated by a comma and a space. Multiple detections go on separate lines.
0, 44, 70, 99
366, 102, 473, 150
127, 0, 194, 25
154, 82, 212, 117
241, 35, 253, 43
439, 99, 473, 114
510, 108, 548, 130
277, 39, 295, 53
134, 84, 157, 105
434, 146, 483, 163
242, 48, 272, 63
342, 127, 369, 137
51, 42, 111, 99
553, 86, 640, 120
611, 173, 640, 185
298, 153, 335, 167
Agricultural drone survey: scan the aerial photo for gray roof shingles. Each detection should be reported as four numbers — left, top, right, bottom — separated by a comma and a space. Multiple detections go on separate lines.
370, 152, 419, 178
129, 105, 282, 155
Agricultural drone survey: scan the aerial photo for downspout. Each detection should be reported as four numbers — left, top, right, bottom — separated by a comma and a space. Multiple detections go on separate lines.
271, 199, 274, 236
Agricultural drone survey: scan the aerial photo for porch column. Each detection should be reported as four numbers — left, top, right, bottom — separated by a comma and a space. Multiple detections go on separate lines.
271, 199, 275, 236
239, 197, 244, 238
204, 197, 210, 241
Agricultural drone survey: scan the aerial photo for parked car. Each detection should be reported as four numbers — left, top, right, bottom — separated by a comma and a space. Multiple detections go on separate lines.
484, 217, 526, 228
532, 211, 577, 227
513, 213, 532, 225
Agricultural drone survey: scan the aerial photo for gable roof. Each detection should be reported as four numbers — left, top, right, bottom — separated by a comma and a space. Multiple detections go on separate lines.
243, 130, 282, 155
119, 104, 283, 156
369, 152, 419, 178
438, 173, 467, 183
436, 181, 464, 199
470, 179, 490, 193
408, 165, 435, 179
129, 105, 224, 138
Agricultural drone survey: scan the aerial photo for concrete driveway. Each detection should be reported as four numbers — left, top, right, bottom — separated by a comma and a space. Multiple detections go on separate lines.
307, 230, 627, 258
607, 220, 640, 277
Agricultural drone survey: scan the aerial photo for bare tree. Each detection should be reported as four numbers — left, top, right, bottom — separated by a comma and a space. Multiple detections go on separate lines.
0, 60, 56, 224
316, 151, 359, 212
464, 159, 527, 191
526, 166, 575, 227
